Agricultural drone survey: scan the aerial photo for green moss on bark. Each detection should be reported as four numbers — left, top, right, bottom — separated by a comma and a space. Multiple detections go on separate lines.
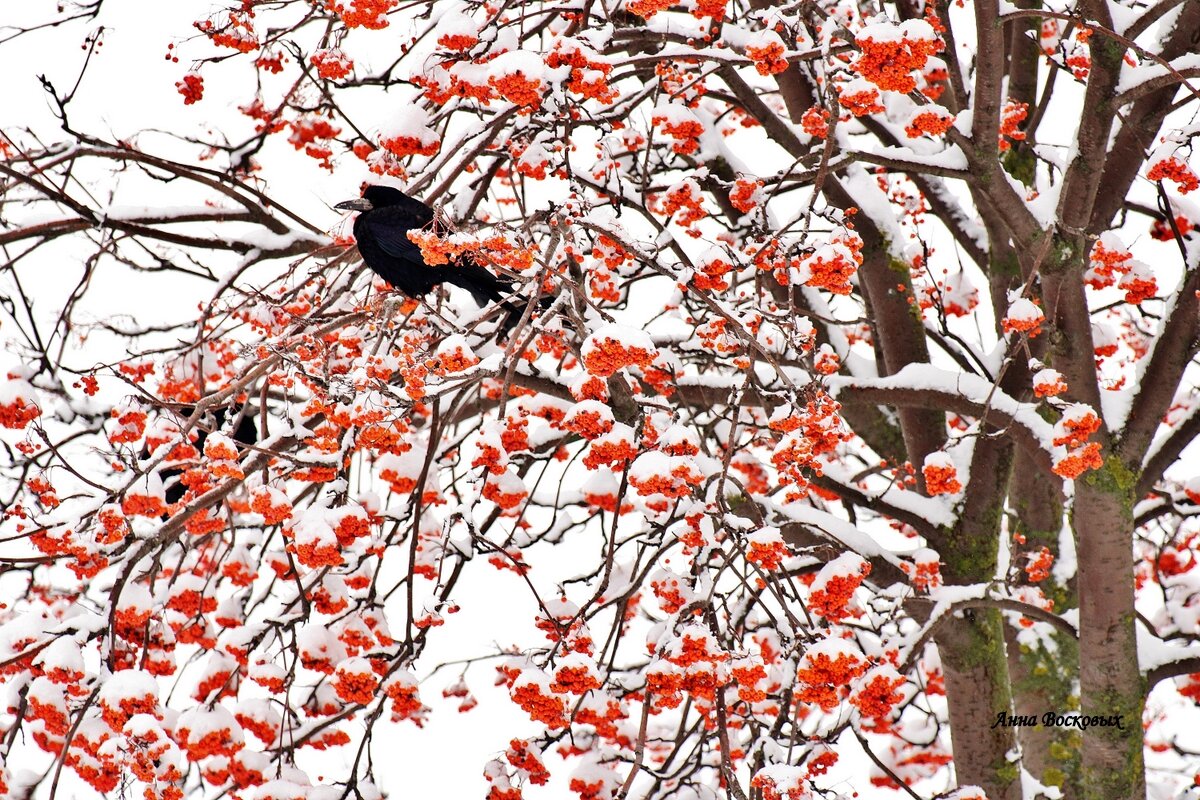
1081, 455, 1137, 497
991, 249, 1022, 279
938, 501, 1003, 582
994, 758, 1021, 786
1002, 147, 1036, 187
1037, 235, 1077, 275
939, 609, 1019, 797
1016, 636, 1082, 792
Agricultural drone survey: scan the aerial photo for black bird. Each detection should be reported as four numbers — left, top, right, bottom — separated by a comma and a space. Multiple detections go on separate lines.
335, 185, 514, 307
158, 406, 259, 507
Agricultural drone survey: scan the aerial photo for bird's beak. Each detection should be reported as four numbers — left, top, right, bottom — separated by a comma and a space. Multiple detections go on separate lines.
335, 198, 373, 212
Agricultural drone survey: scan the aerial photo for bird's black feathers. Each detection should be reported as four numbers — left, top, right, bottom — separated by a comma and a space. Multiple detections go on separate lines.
363, 185, 434, 227
338, 185, 515, 308
159, 406, 258, 507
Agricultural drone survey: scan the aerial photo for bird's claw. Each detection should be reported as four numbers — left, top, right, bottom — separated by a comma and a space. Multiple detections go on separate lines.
382, 295, 403, 321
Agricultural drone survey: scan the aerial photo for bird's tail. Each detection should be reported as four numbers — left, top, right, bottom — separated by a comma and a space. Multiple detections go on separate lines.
497, 294, 557, 338
444, 257, 512, 306
443, 254, 560, 336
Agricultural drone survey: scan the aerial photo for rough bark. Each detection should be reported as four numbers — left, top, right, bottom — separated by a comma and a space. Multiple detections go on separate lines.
1008, 454, 1079, 797
935, 436, 1019, 799
937, 613, 1021, 800
1073, 463, 1144, 800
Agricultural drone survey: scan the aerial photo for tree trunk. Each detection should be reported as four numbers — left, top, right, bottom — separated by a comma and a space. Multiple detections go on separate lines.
1007, 453, 1080, 797
1074, 461, 1144, 799
933, 439, 1019, 798
937, 612, 1021, 799
1004, 626, 1080, 798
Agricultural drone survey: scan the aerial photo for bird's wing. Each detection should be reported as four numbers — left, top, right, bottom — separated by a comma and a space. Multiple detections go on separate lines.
361, 214, 427, 264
